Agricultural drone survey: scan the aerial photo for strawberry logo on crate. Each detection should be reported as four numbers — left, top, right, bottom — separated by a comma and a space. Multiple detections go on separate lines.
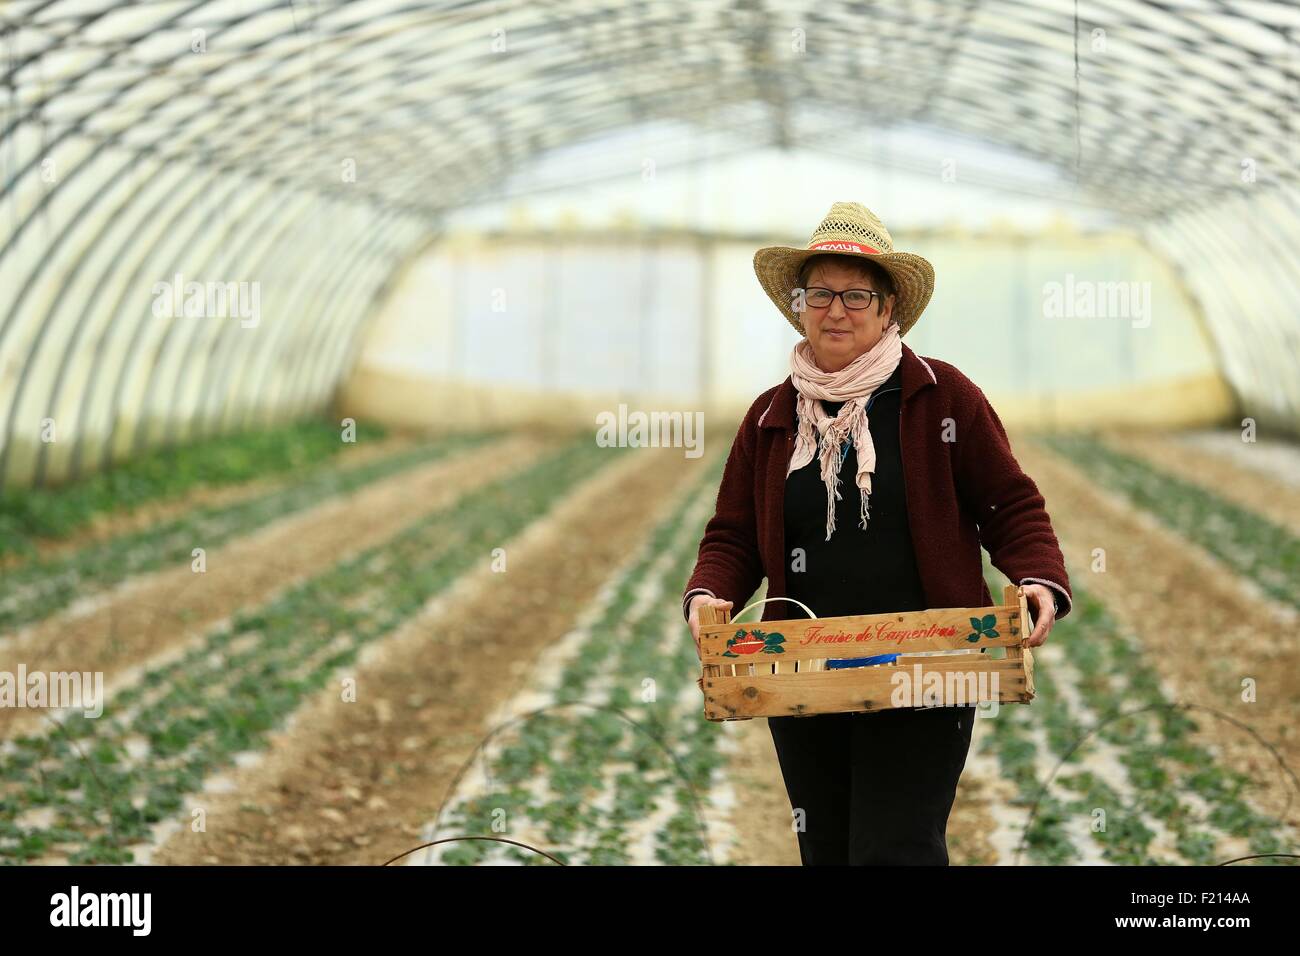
723, 628, 786, 657
966, 614, 1000, 643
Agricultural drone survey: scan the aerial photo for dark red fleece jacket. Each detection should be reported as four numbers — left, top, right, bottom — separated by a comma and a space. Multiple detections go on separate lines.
682, 342, 1073, 625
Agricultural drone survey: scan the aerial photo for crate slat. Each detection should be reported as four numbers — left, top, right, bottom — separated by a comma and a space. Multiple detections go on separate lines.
696, 586, 1036, 721
703, 660, 1029, 720
699, 604, 1024, 666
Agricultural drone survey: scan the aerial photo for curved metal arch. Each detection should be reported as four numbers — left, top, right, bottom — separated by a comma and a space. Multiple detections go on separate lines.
278, 219, 430, 424
36, 153, 323, 482
5, 0, 1289, 227
33, 160, 201, 484
0, 11, 571, 476
0, 149, 198, 485
292, 225, 436, 425
1242, 192, 1300, 315
1156, 208, 1298, 424
129, 189, 343, 454
7, 0, 1292, 206
259, 215, 425, 425
155, 198, 362, 444
3, 0, 1300, 484
1155, 217, 1270, 401
198, 204, 403, 438
183, 202, 420, 439
63, 165, 281, 479
90, 175, 307, 474
187, 205, 364, 436
259, 217, 425, 425
0, 136, 420, 487
1181, 199, 1300, 414
0, 0, 481, 243
81, 169, 317, 468
0, 0, 431, 354
253, 215, 416, 431
314, 246, 425, 414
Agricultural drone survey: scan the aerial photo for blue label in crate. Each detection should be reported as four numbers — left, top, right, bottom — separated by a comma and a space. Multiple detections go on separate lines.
825, 653, 898, 669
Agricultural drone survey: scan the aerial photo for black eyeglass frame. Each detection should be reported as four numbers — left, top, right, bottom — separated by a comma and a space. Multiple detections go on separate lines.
797, 286, 887, 313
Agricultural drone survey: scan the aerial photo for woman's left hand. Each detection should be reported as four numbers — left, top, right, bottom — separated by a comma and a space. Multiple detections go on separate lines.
1021, 584, 1057, 648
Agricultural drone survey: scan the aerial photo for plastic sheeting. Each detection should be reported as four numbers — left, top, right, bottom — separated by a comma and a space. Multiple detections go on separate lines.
1, 0, 1297, 486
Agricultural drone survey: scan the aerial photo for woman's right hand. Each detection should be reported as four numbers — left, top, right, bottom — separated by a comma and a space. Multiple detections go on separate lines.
688, 594, 734, 660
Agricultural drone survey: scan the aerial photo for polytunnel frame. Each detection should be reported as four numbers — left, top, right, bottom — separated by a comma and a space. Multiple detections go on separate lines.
2, 159, 419, 485
1196, 208, 1295, 417
137, 194, 365, 449
0, 0, 446, 486
2, 0, 725, 216
65, 167, 304, 479
292, 216, 428, 422
77, 169, 328, 477
1187, 192, 1299, 416
1149, 218, 1265, 406
227, 211, 417, 437
28, 160, 208, 481
8, 162, 301, 481
1145, 192, 1300, 426
1, 0, 736, 486
6, 0, 1292, 218
2, 0, 1298, 487
1212, 198, 1300, 406
0, 231, 418, 489
5, 6, 1289, 209
199, 207, 375, 436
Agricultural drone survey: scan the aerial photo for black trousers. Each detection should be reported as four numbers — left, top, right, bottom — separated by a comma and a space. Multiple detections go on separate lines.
767, 705, 976, 865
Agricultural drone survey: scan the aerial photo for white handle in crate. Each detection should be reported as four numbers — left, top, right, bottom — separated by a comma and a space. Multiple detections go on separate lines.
730, 596, 818, 622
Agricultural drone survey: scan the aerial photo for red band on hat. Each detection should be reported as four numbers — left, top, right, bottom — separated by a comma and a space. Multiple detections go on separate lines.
810, 240, 879, 254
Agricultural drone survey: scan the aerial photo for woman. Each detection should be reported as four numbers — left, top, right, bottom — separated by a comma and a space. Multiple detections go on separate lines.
682, 202, 1073, 866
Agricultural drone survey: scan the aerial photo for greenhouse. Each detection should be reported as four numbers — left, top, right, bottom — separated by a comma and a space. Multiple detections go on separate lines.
0, 0, 1296, 874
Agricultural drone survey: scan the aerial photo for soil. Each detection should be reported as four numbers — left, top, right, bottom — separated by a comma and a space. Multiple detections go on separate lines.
0, 434, 419, 572
0, 435, 548, 741
1101, 429, 1300, 536
717, 719, 803, 866
946, 763, 1002, 865
151, 447, 704, 865
1017, 437, 1300, 832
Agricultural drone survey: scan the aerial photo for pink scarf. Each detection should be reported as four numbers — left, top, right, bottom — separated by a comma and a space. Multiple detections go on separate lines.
787, 322, 903, 540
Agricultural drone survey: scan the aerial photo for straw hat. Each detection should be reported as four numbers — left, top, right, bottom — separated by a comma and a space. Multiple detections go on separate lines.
753, 202, 935, 337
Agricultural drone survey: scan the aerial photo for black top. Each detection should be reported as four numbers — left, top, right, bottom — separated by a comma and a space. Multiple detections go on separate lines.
783, 362, 929, 621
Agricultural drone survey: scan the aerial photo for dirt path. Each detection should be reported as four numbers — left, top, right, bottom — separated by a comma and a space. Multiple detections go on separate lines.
1101, 430, 1300, 536
953, 720, 1020, 865
153, 447, 703, 865
717, 719, 802, 865
0, 434, 419, 573
0, 435, 546, 741
947, 743, 1002, 865
1017, 438, 1300, 831
1176, 429, 1300, 489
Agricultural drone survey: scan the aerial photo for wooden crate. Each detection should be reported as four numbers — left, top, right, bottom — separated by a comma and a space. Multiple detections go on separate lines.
698, 584, 1035, 721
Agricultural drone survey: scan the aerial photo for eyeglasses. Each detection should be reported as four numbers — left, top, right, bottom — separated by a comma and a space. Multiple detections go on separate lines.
800, 287, 884, 312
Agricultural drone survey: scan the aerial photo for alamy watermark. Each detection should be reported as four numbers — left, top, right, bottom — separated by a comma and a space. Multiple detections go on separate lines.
0, 665, 104, 718
596, 404, 704, 459
1042, 273, 1151, 328
152, 273, 261, 328
890, 663, 1000, 713
50, 886, 151, 935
